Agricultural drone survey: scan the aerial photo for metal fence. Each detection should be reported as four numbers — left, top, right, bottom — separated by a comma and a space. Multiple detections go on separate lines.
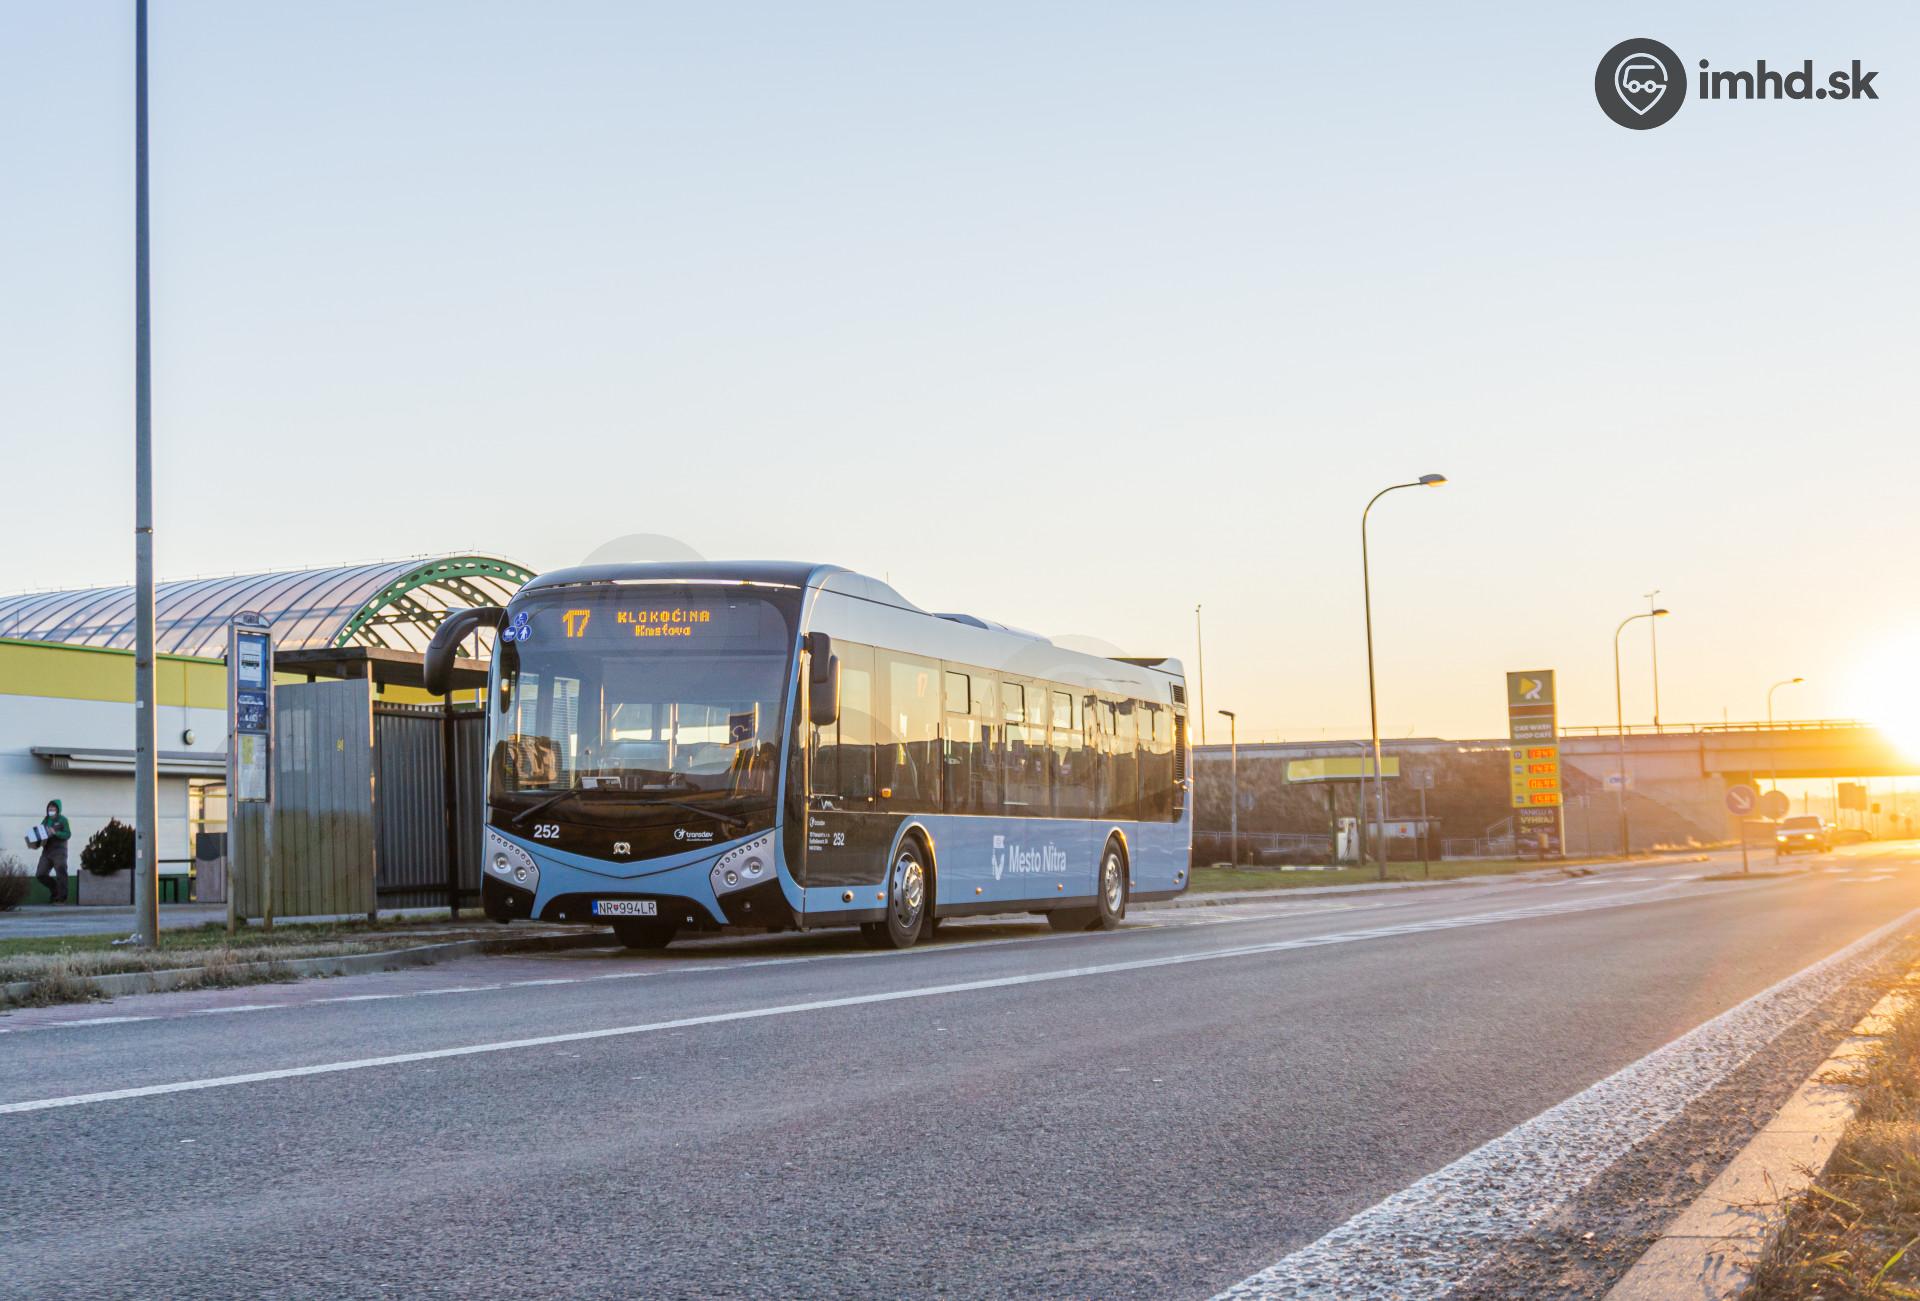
373, 702, 485, 910
1193, 831, 1334, 864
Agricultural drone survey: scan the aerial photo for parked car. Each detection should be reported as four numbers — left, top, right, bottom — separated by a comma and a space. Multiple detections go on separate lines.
1775, 815, 1833, 854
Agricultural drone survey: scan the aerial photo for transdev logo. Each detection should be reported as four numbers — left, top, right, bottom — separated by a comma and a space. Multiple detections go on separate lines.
1596, 38, 1685, 130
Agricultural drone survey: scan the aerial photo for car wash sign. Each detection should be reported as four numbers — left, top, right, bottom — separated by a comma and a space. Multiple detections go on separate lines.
1507, 670, 1563, 849
228, 613, 274, 803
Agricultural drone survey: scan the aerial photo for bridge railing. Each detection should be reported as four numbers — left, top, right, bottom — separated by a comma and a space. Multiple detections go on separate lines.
1558, 719, 1868, 737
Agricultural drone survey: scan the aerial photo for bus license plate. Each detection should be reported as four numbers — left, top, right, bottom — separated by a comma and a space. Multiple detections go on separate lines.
592, 900, 657, 917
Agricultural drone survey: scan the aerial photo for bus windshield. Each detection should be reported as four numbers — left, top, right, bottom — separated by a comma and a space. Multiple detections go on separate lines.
488, 587, 797, 836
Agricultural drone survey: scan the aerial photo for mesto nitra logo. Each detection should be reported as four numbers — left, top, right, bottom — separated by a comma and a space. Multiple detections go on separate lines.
1596, 38, 1686, 129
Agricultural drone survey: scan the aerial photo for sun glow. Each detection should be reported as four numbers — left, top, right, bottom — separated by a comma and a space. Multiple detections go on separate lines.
1848, 633, 1920, 760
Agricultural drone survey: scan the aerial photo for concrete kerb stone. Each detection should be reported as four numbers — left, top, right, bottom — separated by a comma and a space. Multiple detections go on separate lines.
1605, 970, 1917, 1301
1151, 853, 1714, 911
0, 930, 611, 1006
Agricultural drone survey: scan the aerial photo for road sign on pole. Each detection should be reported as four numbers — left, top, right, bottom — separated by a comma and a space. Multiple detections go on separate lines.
1759, 789, 1791, 820
1726, 784, 1757, 874
227, 612, 275, 933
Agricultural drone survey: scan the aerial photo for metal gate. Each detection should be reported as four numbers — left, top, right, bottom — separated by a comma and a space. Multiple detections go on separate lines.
373, 702, 485, 910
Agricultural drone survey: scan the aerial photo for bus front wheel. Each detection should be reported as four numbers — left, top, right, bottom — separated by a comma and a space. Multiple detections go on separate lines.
1093, 842, 1127, 931
868, 842, 929, 950
614, 918, 677, 950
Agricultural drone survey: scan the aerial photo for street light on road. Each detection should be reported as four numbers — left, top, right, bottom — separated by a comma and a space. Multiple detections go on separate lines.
1767, 677, 1805, 795
1614, 607, 1670, 854
1362, 473, 1447, 880
1219, 710, 1239, 866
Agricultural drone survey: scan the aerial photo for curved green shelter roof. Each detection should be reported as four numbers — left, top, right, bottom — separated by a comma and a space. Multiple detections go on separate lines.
0, 555, 536, 658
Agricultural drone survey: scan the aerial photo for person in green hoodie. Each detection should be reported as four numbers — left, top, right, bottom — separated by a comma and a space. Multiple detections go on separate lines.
35, 799, 71, 903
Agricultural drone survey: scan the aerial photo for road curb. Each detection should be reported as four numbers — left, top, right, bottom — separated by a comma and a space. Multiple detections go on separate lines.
0, 930, 610, 1006
1605, 963, 1917, 1301
1150, 854, 1714, 911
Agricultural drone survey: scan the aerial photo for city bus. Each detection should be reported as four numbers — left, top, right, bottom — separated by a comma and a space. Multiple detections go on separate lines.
424, 562, 1192, 949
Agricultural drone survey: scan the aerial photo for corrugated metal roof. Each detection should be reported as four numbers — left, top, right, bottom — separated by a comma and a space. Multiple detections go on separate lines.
0, 555, 536, 658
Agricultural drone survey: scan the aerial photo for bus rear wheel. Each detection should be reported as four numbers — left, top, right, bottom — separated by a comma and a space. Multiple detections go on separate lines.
1093, 841, 1127, 931
614, 918, 677, 950
868, 842, 929, 950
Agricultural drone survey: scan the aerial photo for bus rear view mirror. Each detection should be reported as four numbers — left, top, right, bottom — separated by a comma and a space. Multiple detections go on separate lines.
424, 606, 507, 696
806, 632, 841, 728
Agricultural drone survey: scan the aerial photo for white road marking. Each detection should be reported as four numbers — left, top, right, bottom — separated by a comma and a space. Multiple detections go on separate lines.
0, 884, 1714, 1116
187, 1004, 284, 1016
41, 1016, 155, 1029
1213, 905, 1920, 1301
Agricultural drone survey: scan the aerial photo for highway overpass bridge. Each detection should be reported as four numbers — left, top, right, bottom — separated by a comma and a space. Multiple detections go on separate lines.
1194, 722, 1915, 854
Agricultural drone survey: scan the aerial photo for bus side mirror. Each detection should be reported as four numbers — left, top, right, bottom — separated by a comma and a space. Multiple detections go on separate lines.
806, 632, 840, 728
424, 606, 507, 696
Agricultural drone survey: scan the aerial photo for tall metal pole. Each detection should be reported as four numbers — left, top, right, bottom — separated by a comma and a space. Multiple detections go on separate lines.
1613, 620, 1629, 856
1645, 589, 1662, 731
131, 0, 160, 948
1766, 678, 1802, 794
1361, 475, 1445, 881
1194, 605, 1207, 747
1220, 710, 1238, 866
1613, 609, 1667, 856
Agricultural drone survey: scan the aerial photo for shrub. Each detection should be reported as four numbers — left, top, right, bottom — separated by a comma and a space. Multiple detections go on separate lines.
80, 819, 135, 875
0, 853, 28, 911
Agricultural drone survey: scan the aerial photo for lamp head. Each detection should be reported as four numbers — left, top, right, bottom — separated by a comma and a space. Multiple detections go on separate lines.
1651, 607, 1670, 618
1418, 473, 1447, 486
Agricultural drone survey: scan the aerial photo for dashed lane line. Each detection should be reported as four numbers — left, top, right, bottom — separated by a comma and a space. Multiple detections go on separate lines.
0, 884, 1726, 1115
1212, 905, 1920, 1301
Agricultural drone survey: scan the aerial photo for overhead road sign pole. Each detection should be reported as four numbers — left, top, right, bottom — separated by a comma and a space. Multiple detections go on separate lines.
131, 0, 159, 948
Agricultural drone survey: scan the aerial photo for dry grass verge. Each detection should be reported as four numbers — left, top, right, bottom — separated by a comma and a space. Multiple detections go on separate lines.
1746, 969, 1920, 1299
0, 916, 591, 1007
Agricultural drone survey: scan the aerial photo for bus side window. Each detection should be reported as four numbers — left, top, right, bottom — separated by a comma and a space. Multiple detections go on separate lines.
878, 652, 941, 812
1002, 681, 1043, 815
943, 670, 983, 815
1050, 689, 1091, 816
812, 642, 875, 806
1105, 698, 1139, 820
1139, 703, 1174, 821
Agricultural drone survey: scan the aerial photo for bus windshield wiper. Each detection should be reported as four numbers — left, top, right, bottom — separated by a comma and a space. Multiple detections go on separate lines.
508, 788, 746, 831
628, 797, 747, 830
509, 789, 582, 825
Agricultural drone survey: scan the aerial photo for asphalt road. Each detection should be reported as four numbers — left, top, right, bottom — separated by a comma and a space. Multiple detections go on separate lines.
5, 845, 1919, 1299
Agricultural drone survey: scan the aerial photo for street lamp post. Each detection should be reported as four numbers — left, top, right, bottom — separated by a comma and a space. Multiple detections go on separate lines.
131, 0, 160, 948
1195, 605, 1207, 746
1766, 677, 1805, 860
1766, 677, 1804, 793
1613, 608, 1670, 855
1362, 473, 1447, 881
1645, 589, 1663, 730
1219, 710, 1238, 866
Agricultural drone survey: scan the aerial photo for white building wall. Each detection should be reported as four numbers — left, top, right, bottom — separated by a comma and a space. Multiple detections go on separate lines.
0, 693, 226, 867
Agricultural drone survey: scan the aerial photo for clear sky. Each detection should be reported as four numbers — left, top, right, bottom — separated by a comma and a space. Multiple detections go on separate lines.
2, 3, 1914, 742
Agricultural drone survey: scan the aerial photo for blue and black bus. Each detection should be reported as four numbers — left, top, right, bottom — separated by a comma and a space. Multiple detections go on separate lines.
425, 562, 1192, 949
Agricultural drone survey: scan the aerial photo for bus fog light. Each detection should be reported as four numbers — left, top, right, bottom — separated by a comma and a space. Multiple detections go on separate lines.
710, 833, 776, 896
486, 830, 539, 894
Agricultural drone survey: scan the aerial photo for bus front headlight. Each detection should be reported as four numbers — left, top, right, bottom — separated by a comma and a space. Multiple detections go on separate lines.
486, 831, 539, 894
710, 833, 775, 897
